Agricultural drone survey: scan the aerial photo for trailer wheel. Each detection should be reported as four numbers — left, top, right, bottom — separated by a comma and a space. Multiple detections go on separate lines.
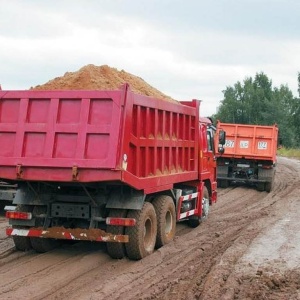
152, 195, 176, 248
106, 209, 128, 259
30, 206, 61, 253
12, 205, 33, 251
188, 187, 209, 228
125, 202, 157, 260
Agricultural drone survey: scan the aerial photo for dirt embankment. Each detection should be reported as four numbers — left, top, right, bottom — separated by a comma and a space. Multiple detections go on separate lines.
0, 156, 299, 300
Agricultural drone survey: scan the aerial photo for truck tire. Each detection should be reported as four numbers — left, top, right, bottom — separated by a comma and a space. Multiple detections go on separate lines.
265, 171, 275, 193
106, 209, 128, 259
13, 227, 32, 251
188, 187, 209, 228
125, 202, 157, 260
152, 195, 176, 248
220, 180, 229, 188
257, 182, 265, 192
12, 205, 33, 251
258, 168, 275, 192
30, 206, 61, 253
265, 181, 272, 193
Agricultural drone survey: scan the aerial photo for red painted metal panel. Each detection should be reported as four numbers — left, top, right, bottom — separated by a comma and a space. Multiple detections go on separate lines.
0, 90, 123, 180
0, 86, 200, 189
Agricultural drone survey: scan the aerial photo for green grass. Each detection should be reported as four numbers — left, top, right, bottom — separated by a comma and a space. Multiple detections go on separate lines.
277, 147, 300, 159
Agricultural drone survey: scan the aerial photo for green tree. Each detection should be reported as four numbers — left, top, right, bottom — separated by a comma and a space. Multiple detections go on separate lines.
291, 72, 300, 145
272, 85, 296, 147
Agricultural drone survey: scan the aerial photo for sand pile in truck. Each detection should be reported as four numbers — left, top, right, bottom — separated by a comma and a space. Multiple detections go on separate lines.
32, 64, 177, 102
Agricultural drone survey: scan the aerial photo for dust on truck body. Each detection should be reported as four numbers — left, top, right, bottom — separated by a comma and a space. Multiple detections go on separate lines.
215, 121, 278, 192
1, 84, 224, 260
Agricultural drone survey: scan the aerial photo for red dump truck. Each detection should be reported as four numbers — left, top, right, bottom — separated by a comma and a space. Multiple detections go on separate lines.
215, 121, 278, 192
1, 84, 225, 260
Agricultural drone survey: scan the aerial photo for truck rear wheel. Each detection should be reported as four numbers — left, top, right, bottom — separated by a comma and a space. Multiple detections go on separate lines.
257, 182, 265, 192
188, 187, 209, 228
152, 195, 176, 248
12, 205, 32, 251
106, 209, 128, 259
13, 227, 32, 251
265, 181, 272, 192
220, 180, 229, 188
265, 172, 275, 192
30, 206, 61, 253
125, 202, 157, 260
258, 168, 275, 192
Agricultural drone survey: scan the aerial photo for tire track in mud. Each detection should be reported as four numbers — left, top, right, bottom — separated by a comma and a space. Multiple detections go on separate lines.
0, 157, 299, 300
45, 161, 291, 300
196, 157, 300, 300
0, 244, 110, 299
0, 209, 16, 262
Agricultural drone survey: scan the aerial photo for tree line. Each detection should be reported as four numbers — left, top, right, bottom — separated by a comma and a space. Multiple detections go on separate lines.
212, 72, 300, 148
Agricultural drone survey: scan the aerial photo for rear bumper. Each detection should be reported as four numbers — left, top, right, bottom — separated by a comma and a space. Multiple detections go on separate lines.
217, 176, 268, 183
6, 227, 128, 243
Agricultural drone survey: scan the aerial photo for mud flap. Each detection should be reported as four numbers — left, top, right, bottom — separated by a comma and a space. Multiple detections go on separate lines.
106, 189, 145, 210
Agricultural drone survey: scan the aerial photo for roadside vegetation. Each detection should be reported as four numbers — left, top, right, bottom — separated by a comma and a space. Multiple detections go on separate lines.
277, 147, 300, 159
212, 72, 300, 148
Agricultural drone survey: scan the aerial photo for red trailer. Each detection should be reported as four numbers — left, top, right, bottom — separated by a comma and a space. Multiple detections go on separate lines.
2, 84, 225, 260
215, 121, 278, 192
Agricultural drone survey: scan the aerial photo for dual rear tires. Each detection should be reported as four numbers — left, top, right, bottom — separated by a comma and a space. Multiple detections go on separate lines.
219, 179, 229, 188
30, 206, 61, 253
258, 169, 275, 192
107, 196, 176, 260
13, 233, 32, 251
12, 205, 60, 253
12, 197, 178, 260
125, 202, 157, 260
106, 209, 128, 259
152, 195, 176, 249
257, 181, 273, 192
265, 181, 273, 192
12, 205, 33, 251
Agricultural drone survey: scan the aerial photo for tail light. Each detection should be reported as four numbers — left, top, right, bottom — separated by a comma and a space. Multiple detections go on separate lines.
262, 165, 273, 169
106, 217, 136, 226
6, 211, 32, 220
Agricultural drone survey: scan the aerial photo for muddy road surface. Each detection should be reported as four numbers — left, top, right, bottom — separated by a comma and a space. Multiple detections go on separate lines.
0, 156, 299, 300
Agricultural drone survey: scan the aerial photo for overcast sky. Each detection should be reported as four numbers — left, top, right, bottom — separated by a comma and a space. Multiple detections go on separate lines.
0, 0, 299, 116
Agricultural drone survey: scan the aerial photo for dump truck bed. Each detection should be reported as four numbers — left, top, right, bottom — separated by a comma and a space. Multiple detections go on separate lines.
216, 122, 278, 162
0, 85, 199, 192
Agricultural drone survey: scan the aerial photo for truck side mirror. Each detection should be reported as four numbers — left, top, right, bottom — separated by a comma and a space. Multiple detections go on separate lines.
218, 146, 225, 154
219, 130, 226, 145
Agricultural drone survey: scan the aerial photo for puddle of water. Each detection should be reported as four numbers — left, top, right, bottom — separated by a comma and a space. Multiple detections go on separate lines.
239, 206, 300, 272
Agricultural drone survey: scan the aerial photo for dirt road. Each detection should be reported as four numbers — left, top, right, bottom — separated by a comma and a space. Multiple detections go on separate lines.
0, 156, 299, 300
